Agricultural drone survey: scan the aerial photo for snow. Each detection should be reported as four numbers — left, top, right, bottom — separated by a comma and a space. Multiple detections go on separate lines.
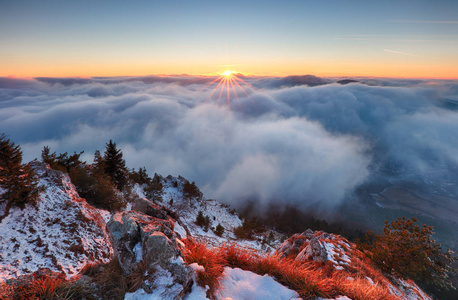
0, 163, 113, 282
185, 263, 210, 300
125, 265, 184, 300
133, 242, 143, 262
155, 175, 279, 252
133, 184, 147, 199
174, 222, 187, 238
322, 241, 351, 267
186, 284, 210, 300
216, 267, 301, 300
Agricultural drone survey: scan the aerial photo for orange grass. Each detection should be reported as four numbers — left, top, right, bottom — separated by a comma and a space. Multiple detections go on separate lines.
2, 275, 85, 300
182, 239, 227, 297
335, 275, 398, 300
184, 240, 404, 300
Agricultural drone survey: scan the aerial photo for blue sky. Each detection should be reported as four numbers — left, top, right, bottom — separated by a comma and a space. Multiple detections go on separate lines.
1, 0, 457, 77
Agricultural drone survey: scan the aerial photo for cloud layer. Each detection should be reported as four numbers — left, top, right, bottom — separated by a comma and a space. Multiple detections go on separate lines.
1, 75, 457, 208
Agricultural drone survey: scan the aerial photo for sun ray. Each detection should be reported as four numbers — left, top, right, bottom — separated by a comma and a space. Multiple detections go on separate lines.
226, 78, 231, 109
228, 77, 242, 108
206, 77, 225, 102
217, 78, 226, 105
206, 70, 254, 108
203, 75, 224, 90
233, 75, 255, 89
232, 77, 255, 104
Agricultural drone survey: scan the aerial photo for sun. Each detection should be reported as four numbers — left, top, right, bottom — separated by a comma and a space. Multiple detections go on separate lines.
221, 70, 236, 77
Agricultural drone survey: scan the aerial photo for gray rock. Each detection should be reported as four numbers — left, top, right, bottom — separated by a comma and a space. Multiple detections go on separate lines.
297, 236, 328, 263
132, 197, 170, 219
276, 240, 293, 258
107, 210, 193, 298
300, 228, 315, 239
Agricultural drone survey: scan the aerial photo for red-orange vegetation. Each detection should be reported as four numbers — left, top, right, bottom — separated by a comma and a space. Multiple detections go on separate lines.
184, 240, 410, 300
182, 238, 226, 297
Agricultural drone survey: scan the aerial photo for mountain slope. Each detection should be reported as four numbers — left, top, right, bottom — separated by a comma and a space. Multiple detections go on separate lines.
0, 162, 113, 281
0, 163, 436, 300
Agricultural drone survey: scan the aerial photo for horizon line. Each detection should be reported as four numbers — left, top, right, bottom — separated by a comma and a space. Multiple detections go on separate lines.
3, 73, 458, 81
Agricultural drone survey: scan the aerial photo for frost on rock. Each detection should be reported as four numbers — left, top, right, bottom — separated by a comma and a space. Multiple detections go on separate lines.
0, 162, 113, 282
277, 229, 353, 267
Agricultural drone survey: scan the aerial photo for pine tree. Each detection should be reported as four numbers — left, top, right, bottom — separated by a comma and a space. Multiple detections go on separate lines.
183, 180, 201, 199
103, 140, 128, 191
0, 134, 39, 208
367, 217, 456, 289
214, 224, 224, 236
41, 146, 56, 165
129, 167, 151, 185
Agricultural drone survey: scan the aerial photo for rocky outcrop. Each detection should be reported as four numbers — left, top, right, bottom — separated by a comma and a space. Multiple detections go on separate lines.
0, 162, 113, 281
297, 233, 331, 263
132, 196, 178, 220
108, 209, 193, 298
276, 229, 433, 300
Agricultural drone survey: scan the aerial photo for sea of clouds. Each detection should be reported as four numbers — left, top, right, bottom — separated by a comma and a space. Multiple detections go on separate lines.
1, 75, 457, 209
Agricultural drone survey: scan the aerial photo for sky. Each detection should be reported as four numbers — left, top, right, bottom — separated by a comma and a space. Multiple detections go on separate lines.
1, 0, 458, 78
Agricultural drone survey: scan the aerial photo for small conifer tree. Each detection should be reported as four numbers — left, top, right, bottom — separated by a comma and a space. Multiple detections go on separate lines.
0, 134, 39, 208
183, 180, 201, 199
214, 224, 224, 237
103, 140, 128, 191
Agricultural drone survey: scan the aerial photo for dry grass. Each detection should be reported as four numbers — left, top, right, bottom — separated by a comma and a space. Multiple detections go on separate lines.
1, 275, 87, 300
182, 239, 227, 298
184, 240, 404, 300
336, 275, 398, 300
218, 243, 254, 270
88, 258, 127, 299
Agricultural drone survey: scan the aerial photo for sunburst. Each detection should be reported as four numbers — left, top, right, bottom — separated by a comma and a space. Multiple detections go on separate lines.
205, 70, 254, 109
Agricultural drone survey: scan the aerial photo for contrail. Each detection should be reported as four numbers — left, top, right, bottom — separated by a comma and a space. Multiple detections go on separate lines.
383, 49, 422, 57
389, 20, 458, 24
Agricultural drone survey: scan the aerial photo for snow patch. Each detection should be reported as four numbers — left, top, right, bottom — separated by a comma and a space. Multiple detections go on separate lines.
125, 265, 183, 300
174, 222, 187, 238
133, 242, 143, 263
216, 267, 301, 300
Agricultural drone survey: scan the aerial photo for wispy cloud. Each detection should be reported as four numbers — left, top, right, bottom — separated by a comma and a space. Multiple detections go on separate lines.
333, 35, 457, 43
390, 20, 458, 24
383, 49, 422, 57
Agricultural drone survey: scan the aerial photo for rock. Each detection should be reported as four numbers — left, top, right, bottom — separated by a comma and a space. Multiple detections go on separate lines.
276, 240, 293, 258
132, 197, 177, 220
276, 229, 330, 263
276, 232, 310, 258
300, 228, 315, 239
107, 210, 193, 298
297, 236, 328, 263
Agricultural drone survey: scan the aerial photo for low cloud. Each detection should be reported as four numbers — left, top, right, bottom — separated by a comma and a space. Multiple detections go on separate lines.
1, 75, 457, 208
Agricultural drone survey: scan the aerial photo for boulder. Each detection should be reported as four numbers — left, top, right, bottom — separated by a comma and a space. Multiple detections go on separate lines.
107, 210, 192, 298
296, 236, 328, 263
132, 197, 177, 220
